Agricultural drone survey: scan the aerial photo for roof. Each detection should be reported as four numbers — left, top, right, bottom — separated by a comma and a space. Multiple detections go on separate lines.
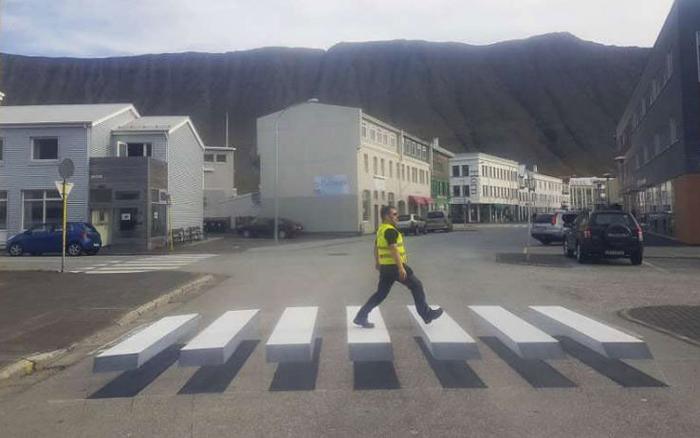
115, 116, 189, 132
114, 116, 205, 150
0, 103, 138, 126
205, 146, 236, 151
451, 152, 519, 166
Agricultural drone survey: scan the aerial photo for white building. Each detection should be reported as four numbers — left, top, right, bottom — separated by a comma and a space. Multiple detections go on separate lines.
257, 102, 432, 234
569, 177, 620, 211
203, 146, 237, 224
448, 153, 520, 222
517, 165, 565, 220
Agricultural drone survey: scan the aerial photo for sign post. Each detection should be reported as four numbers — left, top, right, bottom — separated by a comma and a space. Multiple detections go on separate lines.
57, 159, 75, 273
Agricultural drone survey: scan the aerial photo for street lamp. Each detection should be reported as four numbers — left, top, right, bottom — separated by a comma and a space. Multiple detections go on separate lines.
273, 98, 319, 244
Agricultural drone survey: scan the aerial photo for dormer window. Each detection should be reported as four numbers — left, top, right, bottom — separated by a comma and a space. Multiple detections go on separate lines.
118, 142, 152, 157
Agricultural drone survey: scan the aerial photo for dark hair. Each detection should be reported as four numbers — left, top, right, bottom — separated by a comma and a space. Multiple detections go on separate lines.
381, 205, 396, 220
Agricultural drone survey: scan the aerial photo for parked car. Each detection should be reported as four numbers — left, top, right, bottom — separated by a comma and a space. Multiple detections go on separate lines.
563, 210, 643, 265
236, 217, 303, 239
530, 211, 578, 245
6, 222, 102, 257
425, 211, 453, 232
397, 214, 427, 235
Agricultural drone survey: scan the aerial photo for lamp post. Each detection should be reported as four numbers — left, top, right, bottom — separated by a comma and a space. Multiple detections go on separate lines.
273, 98, 319, 244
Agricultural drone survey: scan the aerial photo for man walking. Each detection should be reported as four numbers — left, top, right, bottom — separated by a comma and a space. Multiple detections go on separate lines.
354, 206, 443, 328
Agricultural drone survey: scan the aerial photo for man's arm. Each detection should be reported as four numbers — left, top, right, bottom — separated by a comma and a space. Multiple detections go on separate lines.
389, 244, 407, 281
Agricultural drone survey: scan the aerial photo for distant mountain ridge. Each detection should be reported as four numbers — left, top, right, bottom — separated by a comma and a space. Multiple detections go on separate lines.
0, 33, 649, 192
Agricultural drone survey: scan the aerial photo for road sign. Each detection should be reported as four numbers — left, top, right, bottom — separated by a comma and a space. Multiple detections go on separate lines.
54, 181, 74, 199
58, 158, 75, 179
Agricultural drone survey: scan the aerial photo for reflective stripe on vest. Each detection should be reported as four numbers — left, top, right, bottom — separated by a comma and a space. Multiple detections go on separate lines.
376, 223, 407, 265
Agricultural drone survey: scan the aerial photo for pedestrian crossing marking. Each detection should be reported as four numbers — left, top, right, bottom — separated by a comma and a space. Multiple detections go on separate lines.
347, 306, 393, 362
74, 254, 215, 274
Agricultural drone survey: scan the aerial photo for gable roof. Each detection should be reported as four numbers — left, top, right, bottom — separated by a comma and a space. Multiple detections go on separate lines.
114, 116, 205, 150
0, 103, 138, 126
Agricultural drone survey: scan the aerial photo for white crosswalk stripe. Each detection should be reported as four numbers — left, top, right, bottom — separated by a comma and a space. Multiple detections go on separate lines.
75, 254, 215, 274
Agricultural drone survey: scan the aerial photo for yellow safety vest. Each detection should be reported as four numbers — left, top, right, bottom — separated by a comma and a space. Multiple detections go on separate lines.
376, 223, 408, 265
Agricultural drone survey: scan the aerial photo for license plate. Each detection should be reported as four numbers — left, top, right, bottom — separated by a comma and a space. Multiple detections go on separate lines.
93, 243, 100, 247
605, 250, 625, 256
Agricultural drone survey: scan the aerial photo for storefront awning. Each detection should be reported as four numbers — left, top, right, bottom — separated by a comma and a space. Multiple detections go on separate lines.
408, 195, 433, 206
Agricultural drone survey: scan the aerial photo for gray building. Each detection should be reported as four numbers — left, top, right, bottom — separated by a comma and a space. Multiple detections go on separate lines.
203, 146, 237, 228
0, 105, 204, 250
616, 0, 700, 244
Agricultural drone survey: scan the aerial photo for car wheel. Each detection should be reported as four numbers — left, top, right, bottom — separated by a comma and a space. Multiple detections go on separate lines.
242, 230, 251, 238
67, 242, 83, 257
8, 243, 23, 257
630, 251, 643, 266
576, 242, 588, 264
278, 229, 288, 239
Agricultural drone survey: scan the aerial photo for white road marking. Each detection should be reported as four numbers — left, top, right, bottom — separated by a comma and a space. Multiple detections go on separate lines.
643, 260, 670, 274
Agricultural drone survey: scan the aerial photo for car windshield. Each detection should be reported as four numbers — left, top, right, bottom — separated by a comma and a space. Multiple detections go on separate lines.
534, 214, 553, 223
592, 213, 634, 227
398, 215, 411, 221
427, 212, 444, 219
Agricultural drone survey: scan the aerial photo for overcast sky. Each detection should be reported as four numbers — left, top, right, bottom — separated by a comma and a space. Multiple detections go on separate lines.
0, 0, 675, 58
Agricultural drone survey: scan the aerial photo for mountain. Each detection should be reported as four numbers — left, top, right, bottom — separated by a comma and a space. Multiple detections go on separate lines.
0, 33, 649, 192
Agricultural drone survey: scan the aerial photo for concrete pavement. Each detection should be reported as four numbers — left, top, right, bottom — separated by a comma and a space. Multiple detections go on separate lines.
1, 227, 699, 437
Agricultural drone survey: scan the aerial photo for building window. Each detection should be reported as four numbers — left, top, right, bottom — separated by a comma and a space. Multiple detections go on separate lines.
483, 186, 487, 197
204, 154, 215, 162
670, 118, 678, 143
32, 138, 59, 160
362, 124, 367, 138
401, 164, 405, 180
453, 185, 461, 197
373, 157, 378, 175
461, 165, 469, 177
364, 154, 369, 173
381, 191, 385, 200
452, 165, 460, 177
381, 158, 385, 176
216, 154, 227, 162
119, 142, 152, 157
389, 160, 393, 178
373, 190, 378, 200
462, 185, 470, 197
22, 189, 62, 229
481, 165, 486, 177
115, 191, 141, 201
370, 130, 376, 141
0, 191, 6, 230
388, 192, 395, 206
362, 190, 370, 220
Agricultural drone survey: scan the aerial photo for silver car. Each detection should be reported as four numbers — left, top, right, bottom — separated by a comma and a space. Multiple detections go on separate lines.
397, 214, 427, 235
425, 211, 453, 232
530, 211, 578, 245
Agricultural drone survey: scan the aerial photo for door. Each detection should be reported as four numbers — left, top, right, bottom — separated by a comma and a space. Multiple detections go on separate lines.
91, 209, 111, 246
25, 224, 54, 254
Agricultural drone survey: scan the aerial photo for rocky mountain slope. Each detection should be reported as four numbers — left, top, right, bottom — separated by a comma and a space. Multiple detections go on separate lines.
0, 33, 649, 192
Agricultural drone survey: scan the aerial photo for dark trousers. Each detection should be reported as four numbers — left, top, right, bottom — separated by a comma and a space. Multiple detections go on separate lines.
357, 264, 430, 320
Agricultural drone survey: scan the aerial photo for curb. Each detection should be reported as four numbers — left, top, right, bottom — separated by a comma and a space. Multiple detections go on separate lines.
116, 274, 214, 326
0, 274, 215, 382
617, 308, 700, 348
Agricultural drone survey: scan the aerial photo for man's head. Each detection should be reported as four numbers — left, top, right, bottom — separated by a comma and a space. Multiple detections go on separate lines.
381, 206, 399, 226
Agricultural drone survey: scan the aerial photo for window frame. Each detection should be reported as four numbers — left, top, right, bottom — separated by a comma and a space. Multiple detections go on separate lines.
31, 137, 59, 161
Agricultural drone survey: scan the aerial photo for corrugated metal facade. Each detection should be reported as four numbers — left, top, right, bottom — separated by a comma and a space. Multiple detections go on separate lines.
167, 124, 204, 230
91, 110, 138, 156
0, 125, 90, 238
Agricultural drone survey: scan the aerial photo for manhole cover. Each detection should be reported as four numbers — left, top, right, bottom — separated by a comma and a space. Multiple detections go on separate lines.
496, 253, 572, 268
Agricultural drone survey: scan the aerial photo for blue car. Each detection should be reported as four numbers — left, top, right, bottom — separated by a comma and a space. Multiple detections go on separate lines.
6, 222, 102, 257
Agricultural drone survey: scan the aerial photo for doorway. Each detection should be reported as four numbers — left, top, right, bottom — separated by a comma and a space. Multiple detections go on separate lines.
91, 209, 111, 246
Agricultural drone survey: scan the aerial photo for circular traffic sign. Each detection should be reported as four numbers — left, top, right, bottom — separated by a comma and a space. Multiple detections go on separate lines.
58, 158, 75, 179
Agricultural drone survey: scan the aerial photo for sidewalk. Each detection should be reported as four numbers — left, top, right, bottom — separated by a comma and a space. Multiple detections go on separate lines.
0, 271, 207, 374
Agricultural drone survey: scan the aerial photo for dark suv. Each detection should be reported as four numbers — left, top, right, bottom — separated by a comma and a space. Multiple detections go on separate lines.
564, 210, 643, 265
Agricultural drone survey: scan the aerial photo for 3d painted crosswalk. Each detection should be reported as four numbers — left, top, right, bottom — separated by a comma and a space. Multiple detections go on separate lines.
93, 305, 652, 375
73, 254, 215, 274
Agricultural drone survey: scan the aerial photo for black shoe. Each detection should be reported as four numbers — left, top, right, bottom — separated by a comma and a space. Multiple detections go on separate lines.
353, 315, 375, 329
422, 307, 444, 325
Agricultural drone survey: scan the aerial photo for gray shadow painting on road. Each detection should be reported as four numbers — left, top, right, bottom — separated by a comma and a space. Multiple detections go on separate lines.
353, 361, 401, 390
556, 336, 667, 388
88, 344, 181, 399
269, 338, 322, 392
178, 340, 259, 394
414, 337, 486, 389
480, 337, 577, 388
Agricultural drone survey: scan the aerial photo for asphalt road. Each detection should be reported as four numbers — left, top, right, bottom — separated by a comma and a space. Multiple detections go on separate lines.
1, 227, 699, 437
